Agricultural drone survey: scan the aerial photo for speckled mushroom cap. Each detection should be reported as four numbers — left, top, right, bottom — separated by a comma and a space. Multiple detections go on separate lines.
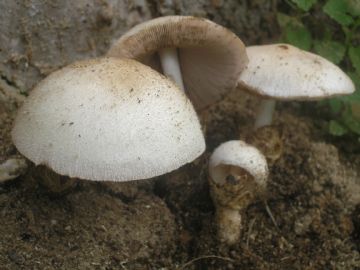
107, 16, 248, 110
238, 43, 355, 100
12, 57, 205, 181
209, 140, 268, 186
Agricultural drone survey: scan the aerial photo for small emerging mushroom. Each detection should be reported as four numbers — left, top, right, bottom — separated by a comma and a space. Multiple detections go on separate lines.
208, 140, 268, 244
108, 16, 248, 110
12, 57, 205, 192
237, 43, 355, 162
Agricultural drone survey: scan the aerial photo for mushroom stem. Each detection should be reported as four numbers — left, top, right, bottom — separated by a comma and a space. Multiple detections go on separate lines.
34, 165, 78, 194
159, 47, 185, 91
254, 99, 276, 129
215, 206, 242, 244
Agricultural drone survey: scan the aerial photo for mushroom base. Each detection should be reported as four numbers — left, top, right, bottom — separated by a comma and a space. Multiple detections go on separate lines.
209, 169, 263, 244
32, 165, 78, 195
209, 167, 259, 210
246, 125, 283, 165
215, 206, 242, 244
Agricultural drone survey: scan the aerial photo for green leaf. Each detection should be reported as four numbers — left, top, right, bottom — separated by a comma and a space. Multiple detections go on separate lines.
277, 14, 312, 50
291, 0, 317, 11
344, 117, 360, 134
277, 13, 294, 28
339, 72, 360, 102
285, 25, 312, 50
349, 72, 360, 90
328, 98, 343, 113
323, 0, 354, 26
313, 40, 346, 64
350, 101, 360, 119
329, 120, 348, 136
342, 108, 360, 134
349, 46, 360, 74
345, 0, 360, 17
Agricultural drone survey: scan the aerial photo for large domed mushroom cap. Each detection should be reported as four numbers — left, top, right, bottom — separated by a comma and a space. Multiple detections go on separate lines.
108, 16, 248, 110
12, 57, 205, 181
238, 43, 355, 100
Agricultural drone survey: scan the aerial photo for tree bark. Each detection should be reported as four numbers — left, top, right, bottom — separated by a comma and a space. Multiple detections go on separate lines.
0, 0, 278, 93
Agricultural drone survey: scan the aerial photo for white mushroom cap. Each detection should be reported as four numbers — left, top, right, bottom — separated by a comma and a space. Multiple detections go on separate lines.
238, 44, 355, 100
209, 140, 268, 186
12, 57, 205, 181
108, 16, 248, 110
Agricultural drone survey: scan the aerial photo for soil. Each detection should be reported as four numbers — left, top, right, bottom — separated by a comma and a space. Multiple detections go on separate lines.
1, 88, 359, 269
0, 1, 359, 269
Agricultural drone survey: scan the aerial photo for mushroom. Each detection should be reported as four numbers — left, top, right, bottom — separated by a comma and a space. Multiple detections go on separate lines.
0, 158, 27, 183
237, 43, 355, 162
107, 16, 248, 110
208, 140, 268, 244
12, 57, 205, 191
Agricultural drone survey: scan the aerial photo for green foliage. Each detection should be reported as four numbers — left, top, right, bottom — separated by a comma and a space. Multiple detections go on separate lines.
277, 13, 312, 50
347, 0, 360, 17
313, 40, 346, 64
323, 0, 354, 26
279, 0, 360, 139
349, 46, 360, 73
329, 120, 347, 136
277, 13, 311, 50
292, 0, 317, 11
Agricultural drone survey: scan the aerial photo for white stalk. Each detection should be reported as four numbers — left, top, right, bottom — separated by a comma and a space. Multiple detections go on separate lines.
216, 207, 242, 244
254, 99, 276, 129
159, 47, 185, 91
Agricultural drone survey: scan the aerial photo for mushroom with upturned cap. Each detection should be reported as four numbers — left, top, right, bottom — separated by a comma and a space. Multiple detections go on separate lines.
237, 43, 355, 162
108, 16, 248, 110
12, 57, 205, 191
208, 140, 268, 244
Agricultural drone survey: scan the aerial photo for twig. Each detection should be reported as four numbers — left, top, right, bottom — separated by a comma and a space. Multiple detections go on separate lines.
177, 255, 234, 270
242, 247, 267, 264
246, 217, 257, 247
119, 260, 128, 270
264, 200, 279, 230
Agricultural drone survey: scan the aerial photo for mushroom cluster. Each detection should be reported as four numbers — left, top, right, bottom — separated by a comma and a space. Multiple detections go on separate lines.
11, 16, 247, 191
207, 43, 355, 244
10, 16, 355, 247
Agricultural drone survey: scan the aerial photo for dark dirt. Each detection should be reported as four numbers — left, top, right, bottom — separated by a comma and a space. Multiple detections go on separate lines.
1, 89, 359, 269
